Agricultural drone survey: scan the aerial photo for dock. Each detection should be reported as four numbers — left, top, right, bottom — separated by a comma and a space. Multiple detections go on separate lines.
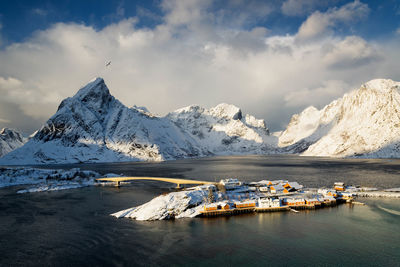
199, 207, 255, 217
255, 206, 290, 212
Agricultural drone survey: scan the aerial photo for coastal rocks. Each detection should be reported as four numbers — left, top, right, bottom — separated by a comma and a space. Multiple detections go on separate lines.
112, 188, 209, 220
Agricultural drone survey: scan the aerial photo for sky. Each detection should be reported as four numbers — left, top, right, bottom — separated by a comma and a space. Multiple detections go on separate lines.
0, 0, 400, 134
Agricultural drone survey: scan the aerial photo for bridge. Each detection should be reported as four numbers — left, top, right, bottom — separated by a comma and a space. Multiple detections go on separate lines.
96, 176, 215, 188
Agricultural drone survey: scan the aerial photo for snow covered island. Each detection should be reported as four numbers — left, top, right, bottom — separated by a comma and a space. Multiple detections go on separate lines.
0, 167, 119, 193
111, 179, 400, 221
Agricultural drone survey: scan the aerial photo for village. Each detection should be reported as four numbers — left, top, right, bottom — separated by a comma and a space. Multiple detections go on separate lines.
107, 176, 398, 221
195, 179, 359, 217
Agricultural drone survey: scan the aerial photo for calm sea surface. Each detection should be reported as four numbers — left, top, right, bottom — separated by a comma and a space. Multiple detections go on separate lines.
1, 155, 400, 266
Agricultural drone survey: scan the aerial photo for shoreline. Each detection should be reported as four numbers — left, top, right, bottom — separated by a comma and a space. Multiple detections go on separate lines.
355, 191, 400, 198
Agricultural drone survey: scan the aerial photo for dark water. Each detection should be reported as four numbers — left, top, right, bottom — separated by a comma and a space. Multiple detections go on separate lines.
1, 155, 400, 266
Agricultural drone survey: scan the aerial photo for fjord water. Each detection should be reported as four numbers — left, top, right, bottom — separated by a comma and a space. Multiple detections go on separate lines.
1, 155, 400, 266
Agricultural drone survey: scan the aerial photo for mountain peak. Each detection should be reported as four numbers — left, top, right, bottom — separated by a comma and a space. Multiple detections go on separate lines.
210, 103, 242, 120
0, 128, 26, 157
56, 77, 113, 112
0, 128, 23, 140
74, 77, 109, 99
361, 79, 400, 93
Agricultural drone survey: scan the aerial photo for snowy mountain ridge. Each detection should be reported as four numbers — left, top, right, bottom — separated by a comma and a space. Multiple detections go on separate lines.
2, 77, 400, 164
279, 79, 400, 157
0, 78, 277, 164
0, 128, 26, 157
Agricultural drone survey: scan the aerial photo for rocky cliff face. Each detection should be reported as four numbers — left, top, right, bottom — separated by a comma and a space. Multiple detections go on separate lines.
0, 128, 26, 157
279, 79, 400, 157
0, 78, 277, 164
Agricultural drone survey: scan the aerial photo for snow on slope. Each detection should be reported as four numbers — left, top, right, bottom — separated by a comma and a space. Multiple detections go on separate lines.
167, 104, 277, 155
0, 78, 277, 164
279, 79, 400, 157
112, 188, 208, 220
0, 128, 26, 157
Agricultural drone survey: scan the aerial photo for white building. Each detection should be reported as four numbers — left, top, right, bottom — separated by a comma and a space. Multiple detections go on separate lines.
259, 186, 269, 192
219, 178, 241, 189
258, 198, 282, 208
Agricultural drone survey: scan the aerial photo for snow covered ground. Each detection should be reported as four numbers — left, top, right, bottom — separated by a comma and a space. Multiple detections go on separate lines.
0, 167, 119, 193
112, 188, 209, 220
111, 184, 260, 221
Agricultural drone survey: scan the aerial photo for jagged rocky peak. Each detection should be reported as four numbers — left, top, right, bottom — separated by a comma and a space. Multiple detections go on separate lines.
0, 128, 26, 157
209, 103, 242, 120
170, 103, 243, 121
58, 77, 113, 113
244, 114, 267, 130
75, 77, 109, 99
0, 128, 25, 142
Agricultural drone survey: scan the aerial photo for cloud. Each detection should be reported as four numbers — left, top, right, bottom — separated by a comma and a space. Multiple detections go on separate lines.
297, 0, 369, 41
0, 99, 44, 134
321, 36, 382, 69
0, 0, 398, 133
284, 80, 348, 107
281, 0, 332, 16
161, 0, 212, 26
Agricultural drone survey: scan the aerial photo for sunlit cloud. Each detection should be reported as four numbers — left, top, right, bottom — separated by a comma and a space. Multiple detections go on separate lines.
296, 0, 369, 41
0, 0, 399, 133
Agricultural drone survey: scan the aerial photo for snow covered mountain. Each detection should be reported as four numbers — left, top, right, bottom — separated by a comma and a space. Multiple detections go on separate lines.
167, 104, 276, 155
279, 79, 400, 158
0, 128, 26, 157
0, 77, 277, 164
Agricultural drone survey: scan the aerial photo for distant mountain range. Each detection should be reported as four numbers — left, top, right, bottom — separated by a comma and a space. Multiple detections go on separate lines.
1, 77, 399, 164
0, 78, 277, 164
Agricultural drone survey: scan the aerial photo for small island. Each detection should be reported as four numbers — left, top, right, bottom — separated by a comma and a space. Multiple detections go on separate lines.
110, 178, 400, 221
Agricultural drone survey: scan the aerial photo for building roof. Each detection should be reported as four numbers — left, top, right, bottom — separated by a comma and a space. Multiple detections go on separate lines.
288, 182, 303, 190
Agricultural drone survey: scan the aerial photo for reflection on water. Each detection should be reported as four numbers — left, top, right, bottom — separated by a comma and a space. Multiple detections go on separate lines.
0, 155, 400, 266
